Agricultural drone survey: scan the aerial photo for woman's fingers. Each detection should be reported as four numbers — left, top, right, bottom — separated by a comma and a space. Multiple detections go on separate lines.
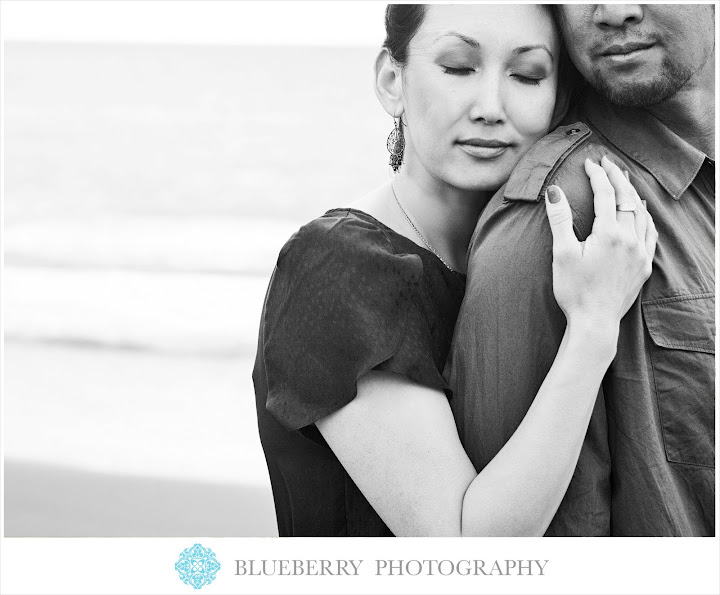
584, 158, 616, 225
600, 156, 637, 233
557, 156, 655, 264
545, 185, 578, 256
548, 162, 658, 325
589, 157, 652, 253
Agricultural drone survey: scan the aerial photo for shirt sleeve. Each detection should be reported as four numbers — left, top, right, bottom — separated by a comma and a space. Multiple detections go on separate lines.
260, 214, 450, 431
444, 185, 612, 536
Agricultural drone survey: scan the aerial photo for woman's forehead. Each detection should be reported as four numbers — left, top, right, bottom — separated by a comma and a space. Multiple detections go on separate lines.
413, 4, 558, 53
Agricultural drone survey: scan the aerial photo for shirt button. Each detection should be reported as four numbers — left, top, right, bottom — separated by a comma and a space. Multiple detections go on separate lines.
566, 128, 581, 135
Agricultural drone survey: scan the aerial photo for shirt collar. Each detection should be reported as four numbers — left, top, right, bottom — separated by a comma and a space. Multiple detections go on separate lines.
582, 89, 708, 200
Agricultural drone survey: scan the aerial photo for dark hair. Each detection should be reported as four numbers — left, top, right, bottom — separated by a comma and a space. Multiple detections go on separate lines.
548, 5, 586, 105
383, 4, 427, 65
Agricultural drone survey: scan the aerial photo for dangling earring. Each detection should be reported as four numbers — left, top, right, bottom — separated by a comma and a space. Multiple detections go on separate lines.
386, 116, 405, 172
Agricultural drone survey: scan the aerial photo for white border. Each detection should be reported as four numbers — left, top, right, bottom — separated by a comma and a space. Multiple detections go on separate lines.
1, 2, 719, 595
2, 537, 720, 594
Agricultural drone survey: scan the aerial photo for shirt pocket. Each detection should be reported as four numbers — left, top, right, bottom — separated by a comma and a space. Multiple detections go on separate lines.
642, 293, 715, 468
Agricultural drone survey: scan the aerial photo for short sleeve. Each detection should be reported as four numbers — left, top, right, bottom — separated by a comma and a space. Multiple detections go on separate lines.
259, 213, 449, 430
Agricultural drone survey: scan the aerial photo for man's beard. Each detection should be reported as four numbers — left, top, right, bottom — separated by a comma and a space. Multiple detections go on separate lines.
590, 56, 695, 107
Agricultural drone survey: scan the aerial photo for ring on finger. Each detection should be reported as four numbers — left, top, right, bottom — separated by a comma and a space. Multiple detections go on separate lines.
616, 203, 637, 212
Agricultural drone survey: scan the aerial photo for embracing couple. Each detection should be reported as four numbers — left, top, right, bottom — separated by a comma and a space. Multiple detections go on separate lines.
253, 4, 715, 537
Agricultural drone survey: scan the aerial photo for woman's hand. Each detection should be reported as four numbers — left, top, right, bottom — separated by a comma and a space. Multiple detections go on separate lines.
545, 155, 657, 331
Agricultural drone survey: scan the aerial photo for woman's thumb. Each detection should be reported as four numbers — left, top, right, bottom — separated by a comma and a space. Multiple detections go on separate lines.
545, 185, 576, 249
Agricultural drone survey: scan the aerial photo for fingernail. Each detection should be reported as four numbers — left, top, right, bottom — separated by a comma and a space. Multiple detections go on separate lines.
547, 185, 561, 204
641, 200, 647, 209
624, 169, 630, 181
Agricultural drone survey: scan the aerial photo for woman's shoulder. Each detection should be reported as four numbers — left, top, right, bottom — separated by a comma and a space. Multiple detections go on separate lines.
291, 208, 394, 249
260, 208, 446, 431
277, 208, 421, 274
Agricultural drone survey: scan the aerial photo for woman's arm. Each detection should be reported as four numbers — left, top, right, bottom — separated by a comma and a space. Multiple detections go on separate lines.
316, 157, 657, 536
317, 326, 615, 536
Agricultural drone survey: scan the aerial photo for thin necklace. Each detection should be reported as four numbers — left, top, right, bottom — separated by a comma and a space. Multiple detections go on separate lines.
390, 184, 455, 272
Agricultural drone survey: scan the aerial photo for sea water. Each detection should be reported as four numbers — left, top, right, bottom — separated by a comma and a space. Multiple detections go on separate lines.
4, 42, 390, 535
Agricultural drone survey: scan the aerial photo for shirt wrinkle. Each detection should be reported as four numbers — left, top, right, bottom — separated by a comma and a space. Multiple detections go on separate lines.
582, 94, 708, 200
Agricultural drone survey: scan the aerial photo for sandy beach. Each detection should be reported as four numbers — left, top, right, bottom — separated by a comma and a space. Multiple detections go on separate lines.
4, 459, 278, 537
4, 341, 279, 536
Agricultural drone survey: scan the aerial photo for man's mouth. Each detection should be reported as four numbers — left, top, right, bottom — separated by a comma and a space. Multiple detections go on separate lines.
599, 41, 655, 62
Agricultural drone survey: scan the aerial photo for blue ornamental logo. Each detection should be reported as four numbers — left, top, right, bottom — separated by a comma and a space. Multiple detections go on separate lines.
175, 544, 221, 589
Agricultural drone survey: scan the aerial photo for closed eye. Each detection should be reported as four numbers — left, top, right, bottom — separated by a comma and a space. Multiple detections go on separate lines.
442, 66, 474, 76
512, 74, 543, 86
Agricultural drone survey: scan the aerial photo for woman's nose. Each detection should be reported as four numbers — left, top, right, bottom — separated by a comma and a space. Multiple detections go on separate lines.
593, 4, 644, 29
468, 77, 506, 125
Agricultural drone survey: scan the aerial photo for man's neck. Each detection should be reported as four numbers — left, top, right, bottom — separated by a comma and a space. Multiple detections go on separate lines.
645, 50, 715, 159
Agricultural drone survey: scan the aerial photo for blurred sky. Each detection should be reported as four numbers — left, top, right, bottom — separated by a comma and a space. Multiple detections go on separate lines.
1, 0, 387, 46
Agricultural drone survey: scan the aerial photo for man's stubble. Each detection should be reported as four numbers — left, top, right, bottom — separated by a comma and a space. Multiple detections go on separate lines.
589, 55, 697, 108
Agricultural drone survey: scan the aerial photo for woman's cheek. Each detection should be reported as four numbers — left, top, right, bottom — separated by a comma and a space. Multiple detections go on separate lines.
404, 84, 444, 140
510, 87, 557, 138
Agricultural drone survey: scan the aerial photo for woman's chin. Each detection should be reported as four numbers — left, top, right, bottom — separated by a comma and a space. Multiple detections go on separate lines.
446, 171, 510, 194
442, 159, 516, 193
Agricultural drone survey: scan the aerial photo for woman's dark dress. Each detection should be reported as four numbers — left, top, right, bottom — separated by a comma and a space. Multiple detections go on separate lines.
252, 208, 466, 536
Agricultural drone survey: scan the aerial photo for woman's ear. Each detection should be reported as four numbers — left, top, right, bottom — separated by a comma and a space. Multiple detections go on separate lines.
375, 48, 403, 117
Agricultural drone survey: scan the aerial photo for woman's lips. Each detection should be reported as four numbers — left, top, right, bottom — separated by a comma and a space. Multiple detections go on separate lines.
458, 139, 512, 159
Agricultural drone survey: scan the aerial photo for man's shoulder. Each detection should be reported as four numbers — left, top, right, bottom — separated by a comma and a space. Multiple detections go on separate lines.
502, 122, 631, 237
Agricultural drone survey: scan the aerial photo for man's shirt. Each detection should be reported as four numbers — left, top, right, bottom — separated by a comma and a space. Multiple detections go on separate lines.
445, 89, 715, 536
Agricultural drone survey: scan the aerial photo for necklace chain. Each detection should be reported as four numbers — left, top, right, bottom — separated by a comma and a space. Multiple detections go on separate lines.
390, 184, 454, 272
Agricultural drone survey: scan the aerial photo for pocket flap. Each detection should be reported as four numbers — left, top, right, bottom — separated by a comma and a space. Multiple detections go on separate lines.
642, 293, 715, 354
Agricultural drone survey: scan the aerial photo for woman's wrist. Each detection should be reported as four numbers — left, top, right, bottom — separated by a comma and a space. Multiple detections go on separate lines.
564, 314, 620, 361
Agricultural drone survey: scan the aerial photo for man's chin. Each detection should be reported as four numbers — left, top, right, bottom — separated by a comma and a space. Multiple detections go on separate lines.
593, 76, 672, 107
590, 61, 694, 108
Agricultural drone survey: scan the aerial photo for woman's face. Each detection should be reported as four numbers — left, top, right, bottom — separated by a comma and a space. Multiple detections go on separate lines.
400, 4, 560, 192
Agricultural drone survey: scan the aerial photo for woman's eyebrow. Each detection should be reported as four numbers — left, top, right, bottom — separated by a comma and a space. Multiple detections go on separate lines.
514, 45, 554, 63
433, 35, 553, 63
434, 32, 480, 49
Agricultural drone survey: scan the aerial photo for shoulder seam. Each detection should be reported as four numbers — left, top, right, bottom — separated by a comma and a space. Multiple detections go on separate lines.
504, 123, 592, 203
